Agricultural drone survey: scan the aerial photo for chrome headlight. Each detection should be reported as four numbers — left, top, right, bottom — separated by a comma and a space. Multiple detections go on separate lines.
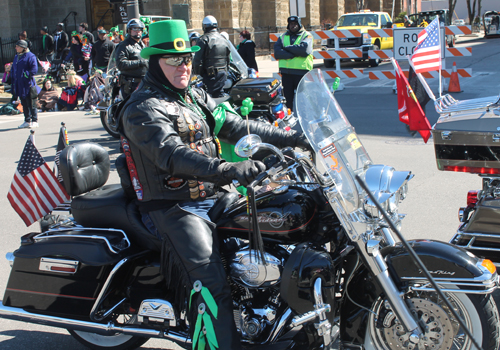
363, 33, 371, 45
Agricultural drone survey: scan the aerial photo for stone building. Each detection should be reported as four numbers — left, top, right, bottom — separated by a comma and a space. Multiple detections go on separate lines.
0, 0, 408, 65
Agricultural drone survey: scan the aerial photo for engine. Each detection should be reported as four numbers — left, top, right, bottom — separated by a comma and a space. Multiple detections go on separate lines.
229, 249, 282, 288
225, 246, 286, 342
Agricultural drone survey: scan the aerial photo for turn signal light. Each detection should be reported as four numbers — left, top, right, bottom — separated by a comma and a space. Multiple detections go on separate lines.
481, 259, 496, 274
466, 190, 479, 208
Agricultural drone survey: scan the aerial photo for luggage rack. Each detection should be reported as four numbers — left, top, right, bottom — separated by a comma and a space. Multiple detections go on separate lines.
34, 227, 131, 254
450, 231, 500, 267
434, 94, 500, 114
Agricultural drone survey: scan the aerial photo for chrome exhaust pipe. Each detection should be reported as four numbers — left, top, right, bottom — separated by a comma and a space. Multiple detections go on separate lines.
0, 302, 191, 346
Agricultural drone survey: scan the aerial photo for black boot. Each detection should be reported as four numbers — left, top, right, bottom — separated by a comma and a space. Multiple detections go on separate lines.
148, 205, 241, 350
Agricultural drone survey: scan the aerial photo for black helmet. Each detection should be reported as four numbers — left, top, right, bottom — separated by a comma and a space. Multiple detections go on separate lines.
202, 15, 218, 32
127, 18, 145, 32
189, 31, 200, 40
127, 18, 145, 39
287, 16, 302, 31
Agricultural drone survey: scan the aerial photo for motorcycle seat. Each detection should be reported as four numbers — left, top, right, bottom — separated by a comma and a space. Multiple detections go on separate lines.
59, 142, 161, 251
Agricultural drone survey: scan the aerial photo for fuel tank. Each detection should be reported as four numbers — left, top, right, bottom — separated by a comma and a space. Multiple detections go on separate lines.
217, 188, 317, 244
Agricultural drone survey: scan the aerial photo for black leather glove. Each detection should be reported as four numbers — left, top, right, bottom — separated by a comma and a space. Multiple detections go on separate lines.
218, 160, 266, 187
140, 59, 149, 68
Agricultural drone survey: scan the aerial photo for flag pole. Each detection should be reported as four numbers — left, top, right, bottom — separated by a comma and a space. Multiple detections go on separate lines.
439, 24, 442, 98
407, 56, 436, 101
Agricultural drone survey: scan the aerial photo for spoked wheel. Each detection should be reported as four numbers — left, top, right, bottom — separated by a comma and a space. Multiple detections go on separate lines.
367, 289, 500, 350
68, 314, 149, 350
100, 110, 121, 139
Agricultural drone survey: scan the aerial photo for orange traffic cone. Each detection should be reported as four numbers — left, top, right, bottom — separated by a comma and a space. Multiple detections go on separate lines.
447, 61, 462, 92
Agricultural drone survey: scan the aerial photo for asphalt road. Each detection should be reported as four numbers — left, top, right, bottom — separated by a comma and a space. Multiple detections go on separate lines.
0, 33, 498, 349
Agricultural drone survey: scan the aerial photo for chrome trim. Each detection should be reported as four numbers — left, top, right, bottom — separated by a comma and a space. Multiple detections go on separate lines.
35, 227, 131, 254
0, 302, 191, 344
402, 261, 498, 294
90, 258, 129, 321
6, 252, 14, 267
313, 278, 332, 346
138, 299, 176, 327
39, 257, 79, 274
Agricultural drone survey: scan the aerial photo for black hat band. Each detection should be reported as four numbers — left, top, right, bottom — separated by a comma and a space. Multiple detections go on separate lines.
152, 40, 190, 51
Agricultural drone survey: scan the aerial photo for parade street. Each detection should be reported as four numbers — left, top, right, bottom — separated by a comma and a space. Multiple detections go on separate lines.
0, 33, 498, 349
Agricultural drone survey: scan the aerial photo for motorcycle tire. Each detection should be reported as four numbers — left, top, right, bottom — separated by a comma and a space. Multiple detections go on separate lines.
366, 289, 500, 350
101, 111, 121, 139
68, 329, 149, 350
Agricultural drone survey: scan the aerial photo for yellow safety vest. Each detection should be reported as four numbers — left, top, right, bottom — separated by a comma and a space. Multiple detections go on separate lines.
278, 31, 314, 71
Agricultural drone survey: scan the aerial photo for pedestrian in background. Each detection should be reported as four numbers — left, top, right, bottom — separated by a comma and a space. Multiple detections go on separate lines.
37, 76, 59, 112
64, 33, 83, 76
53, 23, 69, 60
11, 40, 39, 128
91, 27, 116, 72
237, 30, 258, 72
18, 31, 33, 52
273, 16, 313, 111
79, 22, 94, 45
39, 26, 54, 63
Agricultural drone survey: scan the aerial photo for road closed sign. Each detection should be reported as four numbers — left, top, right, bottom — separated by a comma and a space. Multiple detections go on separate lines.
393, 27, 445, 60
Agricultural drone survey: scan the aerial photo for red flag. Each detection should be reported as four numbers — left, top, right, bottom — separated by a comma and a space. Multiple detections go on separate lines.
7, 135, 69, 226
395, 60, 432, 143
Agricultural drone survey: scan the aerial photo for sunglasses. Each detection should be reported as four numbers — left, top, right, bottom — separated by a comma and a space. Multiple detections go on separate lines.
162, 55, 193, 67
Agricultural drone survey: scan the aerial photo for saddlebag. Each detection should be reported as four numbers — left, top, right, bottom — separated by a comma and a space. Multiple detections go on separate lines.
3, 229, 128, 319
230, 77, 282, 105
432, 103, 500, 174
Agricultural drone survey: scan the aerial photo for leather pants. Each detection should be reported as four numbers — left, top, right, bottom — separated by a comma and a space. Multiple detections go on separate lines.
148, 204, 241, 350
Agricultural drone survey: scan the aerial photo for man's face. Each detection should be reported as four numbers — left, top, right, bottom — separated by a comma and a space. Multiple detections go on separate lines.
15, 45, 24, 53
289, 22, 300, 33
99, 33, 106, 41
159, 54, 192, 90
79, 26, 85, 33
40, 30, 45, 35
130, 27, 143, 41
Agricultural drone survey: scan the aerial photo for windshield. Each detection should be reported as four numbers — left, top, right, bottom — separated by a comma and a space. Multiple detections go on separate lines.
106, 47, 118, 74
227, 40, 248, 79
296, 69, 372, 218
336, 14, 379, 27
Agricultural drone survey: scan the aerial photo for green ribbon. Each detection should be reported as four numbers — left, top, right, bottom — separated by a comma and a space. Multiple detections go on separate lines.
190, 281, 219, 350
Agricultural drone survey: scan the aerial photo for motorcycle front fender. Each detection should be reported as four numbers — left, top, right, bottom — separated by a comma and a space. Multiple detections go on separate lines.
384, 239, 498, 293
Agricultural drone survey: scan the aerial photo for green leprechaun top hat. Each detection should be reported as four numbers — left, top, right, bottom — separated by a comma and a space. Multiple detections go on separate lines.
141, 19, 200, 59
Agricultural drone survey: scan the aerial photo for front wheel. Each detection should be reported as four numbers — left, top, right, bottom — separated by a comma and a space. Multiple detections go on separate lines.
366, 291, 500, 350
100, 110, 121, 139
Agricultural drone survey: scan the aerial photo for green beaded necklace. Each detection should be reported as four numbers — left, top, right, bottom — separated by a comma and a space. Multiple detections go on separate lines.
163, 85, 206, 119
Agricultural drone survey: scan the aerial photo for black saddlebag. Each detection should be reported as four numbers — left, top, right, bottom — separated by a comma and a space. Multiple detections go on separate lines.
230, 77, 281, 105
3, 229, 127, 319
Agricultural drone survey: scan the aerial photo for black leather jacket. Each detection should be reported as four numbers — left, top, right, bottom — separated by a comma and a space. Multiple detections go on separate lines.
115, 36, 148, 79
120, 72, 301, 204
193, 29, 230, 75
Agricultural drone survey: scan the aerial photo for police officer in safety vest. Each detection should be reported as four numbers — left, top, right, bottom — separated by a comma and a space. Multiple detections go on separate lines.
274, 16, 313, 112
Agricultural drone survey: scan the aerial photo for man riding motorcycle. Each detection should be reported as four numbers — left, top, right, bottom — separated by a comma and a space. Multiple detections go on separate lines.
115, 18, 148, 98
192, 15, 231, 97
119, 19, 309, 349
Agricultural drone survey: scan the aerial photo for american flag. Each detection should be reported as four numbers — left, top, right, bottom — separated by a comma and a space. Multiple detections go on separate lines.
411, 17, 442, 74
7, 135, 69, 226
